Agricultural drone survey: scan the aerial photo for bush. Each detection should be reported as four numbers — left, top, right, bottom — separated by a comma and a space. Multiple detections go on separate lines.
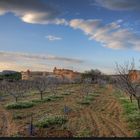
48, 95, 64, 99
35, 115, 67, 128
6, 102, 34, 109
31, 98, 52, 104
84, 96, 94, 101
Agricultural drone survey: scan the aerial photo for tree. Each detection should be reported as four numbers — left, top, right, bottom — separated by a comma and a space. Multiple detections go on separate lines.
115, 60, 140, 109
80, 78, 92, 97
47, 77, 60, 96
33, 77, 48, 100
2, 80, 28, 102
82, 69, 102, 83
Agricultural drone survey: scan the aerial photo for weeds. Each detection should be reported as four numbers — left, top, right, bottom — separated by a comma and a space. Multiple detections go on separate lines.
114, 90, 140, 137
5, 102, 35, 109
35, 115, 67, 128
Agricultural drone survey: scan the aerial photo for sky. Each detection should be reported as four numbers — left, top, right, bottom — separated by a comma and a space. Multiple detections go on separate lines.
0, 0, 140, 74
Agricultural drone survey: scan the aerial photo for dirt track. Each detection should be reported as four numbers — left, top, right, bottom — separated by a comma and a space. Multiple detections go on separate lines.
66, 85, 133, 137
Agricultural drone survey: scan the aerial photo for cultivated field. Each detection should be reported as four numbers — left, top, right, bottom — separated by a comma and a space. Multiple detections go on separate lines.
0, 84, 139, 137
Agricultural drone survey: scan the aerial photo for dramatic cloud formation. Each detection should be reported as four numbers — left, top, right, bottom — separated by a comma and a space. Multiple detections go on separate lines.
94, 0, 140, 11
0, 0, 68, 25
45, 35, 62, 41
69, 19, 140, 50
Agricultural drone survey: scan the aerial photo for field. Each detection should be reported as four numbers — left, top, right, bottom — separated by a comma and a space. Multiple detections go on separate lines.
0, 84, 139, 137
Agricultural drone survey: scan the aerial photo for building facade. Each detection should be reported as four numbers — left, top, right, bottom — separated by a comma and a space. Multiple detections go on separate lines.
128, 70, 140, 82
21, 70, 52, 80
21, 67, 81, 81
53, 67, 81, 80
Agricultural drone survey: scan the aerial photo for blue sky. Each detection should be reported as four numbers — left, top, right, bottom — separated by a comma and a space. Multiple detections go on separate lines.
0, 0, 140, 74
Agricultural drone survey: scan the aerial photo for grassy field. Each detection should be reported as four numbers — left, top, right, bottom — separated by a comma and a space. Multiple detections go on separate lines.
113, 89, 140, 137
0, 84, 139, 137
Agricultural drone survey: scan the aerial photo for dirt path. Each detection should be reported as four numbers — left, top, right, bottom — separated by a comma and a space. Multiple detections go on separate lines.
0, 105, 18, 137
66, 85, 133, 137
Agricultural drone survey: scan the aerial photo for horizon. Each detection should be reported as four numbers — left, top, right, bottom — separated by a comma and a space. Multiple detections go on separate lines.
0, 0, 140, 74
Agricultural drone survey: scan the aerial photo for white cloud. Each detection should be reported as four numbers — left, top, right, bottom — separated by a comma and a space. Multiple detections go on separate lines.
0, 51, 85, 72
0, 0, 68, 25
0, 51, 83, 64
69, 19, 140, 50
94, 0, 140, 11
45, 35, 62, 41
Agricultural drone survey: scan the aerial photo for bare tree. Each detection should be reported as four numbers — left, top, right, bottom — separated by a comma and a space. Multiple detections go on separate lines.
48, 77, 60, 96
80, 78, 92, 97
1, 80, 28, 102
33, 77, 48, 100
115, 60, 140, 109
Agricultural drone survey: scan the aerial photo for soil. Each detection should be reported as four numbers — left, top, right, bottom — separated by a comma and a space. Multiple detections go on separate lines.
0, 84, 134, 137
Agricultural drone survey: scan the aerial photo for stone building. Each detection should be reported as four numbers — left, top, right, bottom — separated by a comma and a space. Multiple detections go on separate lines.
21, 69, 52, 80
128, 70, 140, 82
53, 67, 81, 80
21, 67, 81, 81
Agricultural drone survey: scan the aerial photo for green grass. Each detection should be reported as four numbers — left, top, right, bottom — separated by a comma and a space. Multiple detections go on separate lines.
35, 115, 67, 128
77, 129, 92, 137
31, 97, 53, 104
78, 99, 91, 105
5, 101, 35, 109
136, 131, 140, 137
78, 94, 95, 105
13, 113, 23, 120
114, 90, 140, 137
48, 95, 64, 99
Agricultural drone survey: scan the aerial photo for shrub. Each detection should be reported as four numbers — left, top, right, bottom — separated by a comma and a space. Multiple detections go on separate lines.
31, 98, 52, 104
48, 95, 64, 99
6, 102, 34, 109
35, 115, 67, 128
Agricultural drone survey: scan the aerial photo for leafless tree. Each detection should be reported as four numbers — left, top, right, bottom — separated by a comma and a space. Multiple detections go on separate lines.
80, 78, 93, 97
47, 77, 61, 96
115, 60, 140, 109
1, 80, 28, 102
33, 77, 48, 100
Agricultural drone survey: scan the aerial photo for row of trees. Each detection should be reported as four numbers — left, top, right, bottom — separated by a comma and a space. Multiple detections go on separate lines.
0, 76, 65, 102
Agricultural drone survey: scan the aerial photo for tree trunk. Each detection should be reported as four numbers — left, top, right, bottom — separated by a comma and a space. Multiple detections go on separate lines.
40, 92, 43, 100
15, 97, 18, 103
130, 95, 133, 103
137, 98, 140, 110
